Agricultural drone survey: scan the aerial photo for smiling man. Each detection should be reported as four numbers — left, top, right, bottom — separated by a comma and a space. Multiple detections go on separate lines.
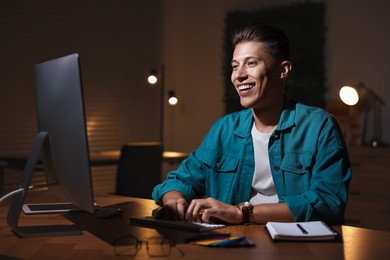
152, 23, 351, 226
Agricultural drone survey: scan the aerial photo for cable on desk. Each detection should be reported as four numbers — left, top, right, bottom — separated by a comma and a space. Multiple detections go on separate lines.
0, 183, 51, 203
0, 187, 31, 203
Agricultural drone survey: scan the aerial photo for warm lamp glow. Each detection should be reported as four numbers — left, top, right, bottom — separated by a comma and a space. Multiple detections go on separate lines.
168, 96, 178, 105
147, 74, 158, 85
339, 86, 359, 106
338, 82, 386, 147
168, 90, 178, 105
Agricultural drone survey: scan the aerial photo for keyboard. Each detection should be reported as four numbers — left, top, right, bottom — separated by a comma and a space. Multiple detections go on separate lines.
129, 216, 226, 232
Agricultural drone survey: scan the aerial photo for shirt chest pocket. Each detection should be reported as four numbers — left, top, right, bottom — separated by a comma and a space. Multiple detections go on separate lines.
280, 152, 313, 175
200, 151, 238, 173
198, 150, 239, 200
279, 152, 313, 194
201, 153, 239, 173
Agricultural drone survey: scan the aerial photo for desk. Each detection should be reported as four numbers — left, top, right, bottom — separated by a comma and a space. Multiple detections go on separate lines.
1, 192, 390, 259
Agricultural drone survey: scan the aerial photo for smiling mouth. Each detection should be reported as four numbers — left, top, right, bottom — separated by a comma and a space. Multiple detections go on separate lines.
238, 84, 255, 91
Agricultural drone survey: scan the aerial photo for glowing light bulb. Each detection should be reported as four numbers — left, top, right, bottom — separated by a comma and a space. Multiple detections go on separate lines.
339, 86, 359, 106
147, 75, 158, 85
168, 96, 178, 105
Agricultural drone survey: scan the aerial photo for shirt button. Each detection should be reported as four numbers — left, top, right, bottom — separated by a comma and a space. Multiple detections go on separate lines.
274, 165, 280, 171
296, 163, 303, 169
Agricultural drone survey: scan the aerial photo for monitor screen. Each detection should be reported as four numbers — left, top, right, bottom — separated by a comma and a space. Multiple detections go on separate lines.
7, 53, 97, 237
34, 53, 95, 213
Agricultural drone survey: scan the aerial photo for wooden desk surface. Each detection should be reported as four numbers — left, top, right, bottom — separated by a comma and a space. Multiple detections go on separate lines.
1, 192, 390, 260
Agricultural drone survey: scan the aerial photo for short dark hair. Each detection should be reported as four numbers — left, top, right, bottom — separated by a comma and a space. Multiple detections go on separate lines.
232, 23, 290, 62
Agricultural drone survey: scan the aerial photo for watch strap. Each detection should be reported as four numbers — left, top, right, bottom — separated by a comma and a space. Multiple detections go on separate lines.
238, 202, 253, 223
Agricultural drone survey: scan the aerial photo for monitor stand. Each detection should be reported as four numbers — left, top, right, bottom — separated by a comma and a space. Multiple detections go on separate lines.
7, 132, 83, 237
22, 202, 84, 214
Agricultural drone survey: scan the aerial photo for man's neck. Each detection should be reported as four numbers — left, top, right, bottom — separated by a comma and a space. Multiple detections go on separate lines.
251, 97, 284, 133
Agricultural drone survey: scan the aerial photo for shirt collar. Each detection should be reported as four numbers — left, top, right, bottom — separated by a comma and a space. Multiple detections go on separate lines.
276, 97, 296, 131
234, 96, 297, 138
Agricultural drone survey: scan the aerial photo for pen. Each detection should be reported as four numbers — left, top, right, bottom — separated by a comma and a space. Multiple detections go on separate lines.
297, 223, 308, 234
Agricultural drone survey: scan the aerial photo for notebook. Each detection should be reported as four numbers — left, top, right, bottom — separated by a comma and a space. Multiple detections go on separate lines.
265, 221, 338, 241
129, 216, 226, 232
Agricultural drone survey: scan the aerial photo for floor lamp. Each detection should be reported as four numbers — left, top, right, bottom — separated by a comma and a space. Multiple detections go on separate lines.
147, 64, 178, 144
339, 82, 386, 147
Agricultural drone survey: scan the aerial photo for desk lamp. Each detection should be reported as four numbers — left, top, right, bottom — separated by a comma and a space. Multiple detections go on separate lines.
339, 82, 386, 147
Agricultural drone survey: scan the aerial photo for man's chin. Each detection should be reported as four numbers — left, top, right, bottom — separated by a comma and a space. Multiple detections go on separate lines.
240, 100, 253, 109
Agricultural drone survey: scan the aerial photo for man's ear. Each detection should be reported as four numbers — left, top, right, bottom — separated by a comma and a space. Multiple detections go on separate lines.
280, 61, 292, 79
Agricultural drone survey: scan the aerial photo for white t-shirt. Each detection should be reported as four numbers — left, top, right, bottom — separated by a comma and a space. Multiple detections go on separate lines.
249, 123, 279, 205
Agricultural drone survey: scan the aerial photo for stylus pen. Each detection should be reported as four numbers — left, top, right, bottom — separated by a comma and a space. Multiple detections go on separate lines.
297, 223, 308, 234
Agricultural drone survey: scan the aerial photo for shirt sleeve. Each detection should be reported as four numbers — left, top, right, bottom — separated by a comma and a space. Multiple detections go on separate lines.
151, 151, 206, 205
280, 116, 352, 225
152, 111, 248, 205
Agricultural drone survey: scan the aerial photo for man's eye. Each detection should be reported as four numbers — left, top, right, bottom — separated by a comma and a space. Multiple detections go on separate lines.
231, 64, 238, 70
247, 61, 256, 66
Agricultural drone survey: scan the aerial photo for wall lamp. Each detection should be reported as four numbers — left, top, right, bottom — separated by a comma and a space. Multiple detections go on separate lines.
339, 82, 386, 147
147, 65, 178, 143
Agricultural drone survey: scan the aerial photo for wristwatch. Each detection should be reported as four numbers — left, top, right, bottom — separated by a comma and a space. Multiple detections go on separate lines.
237, 202, 254, 223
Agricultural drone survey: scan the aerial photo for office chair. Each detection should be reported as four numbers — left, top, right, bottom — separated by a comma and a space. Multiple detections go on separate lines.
115, 142, 163, 199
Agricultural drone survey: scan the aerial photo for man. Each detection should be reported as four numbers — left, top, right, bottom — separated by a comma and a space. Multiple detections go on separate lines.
152, 24, 351, 225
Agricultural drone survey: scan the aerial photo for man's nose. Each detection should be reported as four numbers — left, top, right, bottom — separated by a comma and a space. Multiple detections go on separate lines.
235, 66, 248, 81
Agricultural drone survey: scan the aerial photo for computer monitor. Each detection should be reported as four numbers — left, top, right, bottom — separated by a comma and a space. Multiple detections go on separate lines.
7, 53, 96, 237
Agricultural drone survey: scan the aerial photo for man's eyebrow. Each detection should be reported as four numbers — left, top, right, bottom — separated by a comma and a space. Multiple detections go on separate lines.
231, 56, 259, 63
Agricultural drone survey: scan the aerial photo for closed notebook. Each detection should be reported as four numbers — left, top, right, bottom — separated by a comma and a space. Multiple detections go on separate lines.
265, 221, 338, 241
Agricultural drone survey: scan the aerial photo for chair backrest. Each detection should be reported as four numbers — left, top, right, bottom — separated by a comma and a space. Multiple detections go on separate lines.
115, 142, 163, 199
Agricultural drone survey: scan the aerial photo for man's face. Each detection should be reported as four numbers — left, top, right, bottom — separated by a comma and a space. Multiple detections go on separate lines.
231, 41, 283, 110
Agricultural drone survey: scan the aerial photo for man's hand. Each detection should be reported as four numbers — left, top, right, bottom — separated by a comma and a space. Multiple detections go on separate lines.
161, 191, 189, 220
185, 197, 243, 224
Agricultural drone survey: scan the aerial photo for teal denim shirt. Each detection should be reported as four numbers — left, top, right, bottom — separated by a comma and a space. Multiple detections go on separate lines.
152, 98, 351, 225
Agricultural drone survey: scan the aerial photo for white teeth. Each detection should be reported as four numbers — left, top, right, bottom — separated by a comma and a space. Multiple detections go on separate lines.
238, 85, 254, 91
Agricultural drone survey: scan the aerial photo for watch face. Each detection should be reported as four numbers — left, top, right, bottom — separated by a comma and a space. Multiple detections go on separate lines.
239, 202, 250, 208
238, 202, 253, 223
238, 202, 253, 212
